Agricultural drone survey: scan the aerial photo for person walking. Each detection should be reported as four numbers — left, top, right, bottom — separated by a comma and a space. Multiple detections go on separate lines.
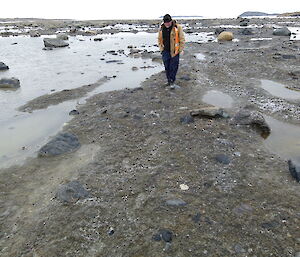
158, 14, 185, 86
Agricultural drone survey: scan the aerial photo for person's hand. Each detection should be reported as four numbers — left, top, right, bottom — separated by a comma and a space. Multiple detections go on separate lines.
181, 50, 184, 55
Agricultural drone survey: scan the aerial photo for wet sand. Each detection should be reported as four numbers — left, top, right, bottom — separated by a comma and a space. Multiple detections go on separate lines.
0, 18, 300, 257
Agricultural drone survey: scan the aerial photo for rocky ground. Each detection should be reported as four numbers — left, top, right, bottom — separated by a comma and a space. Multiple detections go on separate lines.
0, 18, 300, 257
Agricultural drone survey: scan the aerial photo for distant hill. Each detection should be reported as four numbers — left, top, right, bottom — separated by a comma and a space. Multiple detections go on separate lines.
239, 11, 278, 17
280, 11, 300, 17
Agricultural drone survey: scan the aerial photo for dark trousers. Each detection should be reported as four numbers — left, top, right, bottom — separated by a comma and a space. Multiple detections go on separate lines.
162, 50, 180, 83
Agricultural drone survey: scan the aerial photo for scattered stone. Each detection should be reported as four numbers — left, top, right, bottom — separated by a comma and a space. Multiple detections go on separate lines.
43, 38, 69, 48
165, 199, 187, 207
190, 107, 230, 119
56, 33, 69, 40
132, 66, 139, 71
180, 115, 194, 124
108, 227, 115, 236
69, 110, 80, 116
0, 62, 9, 70
234, 244, 246, 253
56, 181, 89, 203
282, 54, 297, 59
94, 38, 103, 41
152, 233, 162, 241
217, 31, 234, 41
38, 132, 80, 157
215, 154, 230, 165
233, 203, 253, 216
179, 184, 189, 190
0, 78, 20, 89
273, 27, 291, 36
42, 47, 53, 51
287, 160, 300, 182
29, 31, 40, 37
192, 213, 201, 223
179, 75, 191, 81
261, 221, 280, 230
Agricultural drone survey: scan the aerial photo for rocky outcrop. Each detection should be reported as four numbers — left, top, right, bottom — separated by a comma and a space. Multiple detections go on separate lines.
43, 38, 69, 48
38, 132, 80, 157
0, 78, 20, 89
230, 109, 270, 135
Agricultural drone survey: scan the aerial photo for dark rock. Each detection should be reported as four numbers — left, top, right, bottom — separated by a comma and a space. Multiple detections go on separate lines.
192, 213, 201, 223
231, 109, 270, 136
69, 110, 80, 115
108, 228, 115, 236
180, 115, 194, 124
56, 181, 89, 203
240, 28, 254, 35
106, 60, 122, 63
179, 75, 191, 81
43, 38, 69, 48
239, 21, 249, 27
273, 27, 291, 36
161, 230, 173, 242
152, 233, 162, 241
282, 55, 297, 59
42, 47, 53, 51
288, 160, 300, 182
234, 244, 246, 253
215, 28, 225, 35
0, 78, 20, 89
165, 199, 187, 206
261, 221, 280, 230
38, 132, 80, 157
215, 154, 230, 165
0, 62, 9, 70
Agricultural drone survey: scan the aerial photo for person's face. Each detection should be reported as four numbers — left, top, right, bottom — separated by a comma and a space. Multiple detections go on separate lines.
164, 21, 172, 28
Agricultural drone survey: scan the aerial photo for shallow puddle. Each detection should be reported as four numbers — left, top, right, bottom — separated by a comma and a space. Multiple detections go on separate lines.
0, 32, 163, 168
202, 90, 233, 108
260, 79, 300, 100
264, 115, 300, 161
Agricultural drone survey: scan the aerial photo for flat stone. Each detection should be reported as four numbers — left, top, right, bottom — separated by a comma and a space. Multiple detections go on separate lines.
56, 181, 89, 203
0, 78, 20, 89
69, 110, 80, 116
165, 199, 187, 207
38, 132, 80, 157
190, 107, 230, 118
160, 229, 173, 242
56, 33, 69, 40
43, 38, 69, 48
215, 154, 230, 165
180, 115, 194, 124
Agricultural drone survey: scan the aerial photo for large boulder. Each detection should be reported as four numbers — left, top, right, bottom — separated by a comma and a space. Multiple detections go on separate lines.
0, 62, 9, 70
56, 181, 90, 203
215, 28, 225, 35
230, 109, 270, 135
43, 38, 69, 48
217, 31, 234, 41
273, 27, 291, 36
38, 132, 80, 157
0, 78, 20, 89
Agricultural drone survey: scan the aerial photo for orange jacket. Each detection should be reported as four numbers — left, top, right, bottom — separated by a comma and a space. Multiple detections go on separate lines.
158, 20, 185, 57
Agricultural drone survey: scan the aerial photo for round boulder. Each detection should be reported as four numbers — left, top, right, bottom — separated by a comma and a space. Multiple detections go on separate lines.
43, 38, 69, 48
217, 31, 234, 41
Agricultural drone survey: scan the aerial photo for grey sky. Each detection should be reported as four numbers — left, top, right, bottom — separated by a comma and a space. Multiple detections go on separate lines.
1, 0, 299, 20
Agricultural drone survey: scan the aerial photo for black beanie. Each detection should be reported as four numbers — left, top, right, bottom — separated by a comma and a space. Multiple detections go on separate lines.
163, 14, 172, 22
